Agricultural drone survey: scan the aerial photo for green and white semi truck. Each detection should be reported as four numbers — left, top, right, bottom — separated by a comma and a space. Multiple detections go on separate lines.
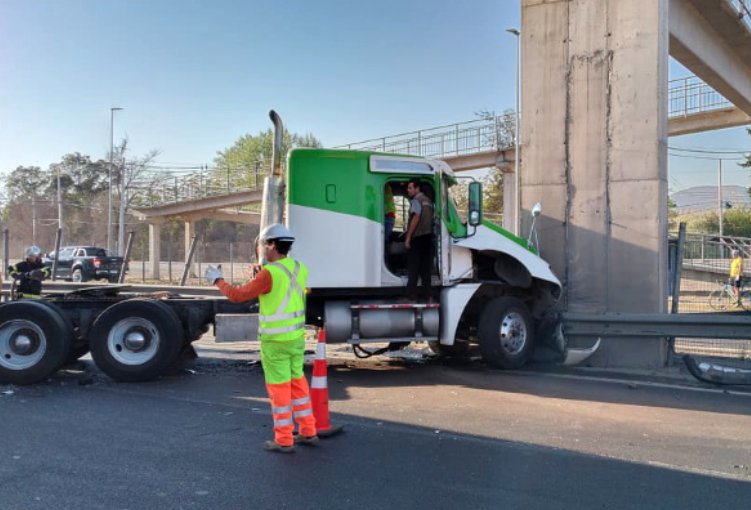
257, 111, 564, 369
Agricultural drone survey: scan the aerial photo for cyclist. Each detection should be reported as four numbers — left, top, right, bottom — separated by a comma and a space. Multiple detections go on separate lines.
729, 249, 744, 306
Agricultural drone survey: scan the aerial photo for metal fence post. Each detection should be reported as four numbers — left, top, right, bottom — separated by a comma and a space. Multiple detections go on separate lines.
2, 228, 7, 281
51, 228, 62, 281
119, 231, 135, 283
180, 235, 198, 287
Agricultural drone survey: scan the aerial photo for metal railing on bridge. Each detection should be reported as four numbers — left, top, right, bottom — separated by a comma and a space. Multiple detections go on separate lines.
668, 76, 733, 118
137, 76, 736, 207
333, 112, 517, 159
730, 0, 751, 32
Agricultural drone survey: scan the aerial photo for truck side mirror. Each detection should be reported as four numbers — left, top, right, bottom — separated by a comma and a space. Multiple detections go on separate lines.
468, 181, 482, 226
531, 202, 542, 217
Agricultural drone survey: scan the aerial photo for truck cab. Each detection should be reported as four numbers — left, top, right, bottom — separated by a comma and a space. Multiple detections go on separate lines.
283, 148, 562, 368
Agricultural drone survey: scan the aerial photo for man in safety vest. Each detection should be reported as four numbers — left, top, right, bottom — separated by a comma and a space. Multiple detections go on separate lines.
205, 224, 317, 453
9, 245, 51, 299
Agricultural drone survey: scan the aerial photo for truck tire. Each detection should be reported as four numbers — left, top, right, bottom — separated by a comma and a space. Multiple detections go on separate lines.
71, 268, 85, 283
478, 297, 534, 369
0, 301, 73, 385
89, 299, 184, 382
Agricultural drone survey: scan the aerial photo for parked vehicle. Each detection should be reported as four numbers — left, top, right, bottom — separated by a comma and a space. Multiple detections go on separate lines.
45, 246, 126, 283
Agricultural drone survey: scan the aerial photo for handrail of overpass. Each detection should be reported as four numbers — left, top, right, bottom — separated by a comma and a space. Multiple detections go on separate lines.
139, 76, 735, 207
669, 76, 733, 117
729, 0, 751, 32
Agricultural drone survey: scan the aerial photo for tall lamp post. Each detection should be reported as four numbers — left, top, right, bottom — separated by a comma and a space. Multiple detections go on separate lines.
108, 107, 123, 252
506, 27, 521, 235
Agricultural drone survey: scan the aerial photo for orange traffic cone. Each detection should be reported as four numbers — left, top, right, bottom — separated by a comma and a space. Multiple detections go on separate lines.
309, 328, 343, 438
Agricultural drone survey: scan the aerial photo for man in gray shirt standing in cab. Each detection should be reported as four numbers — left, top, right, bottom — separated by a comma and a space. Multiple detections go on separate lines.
405, 178, 434, 301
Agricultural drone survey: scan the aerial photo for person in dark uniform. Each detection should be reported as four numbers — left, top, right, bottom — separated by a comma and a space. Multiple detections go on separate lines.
9, 245, 50, 299
405, 179, 434, 301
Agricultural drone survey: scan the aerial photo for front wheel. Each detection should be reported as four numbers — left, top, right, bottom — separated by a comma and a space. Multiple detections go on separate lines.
478, 297, 534, 369
708, 288, 732, 311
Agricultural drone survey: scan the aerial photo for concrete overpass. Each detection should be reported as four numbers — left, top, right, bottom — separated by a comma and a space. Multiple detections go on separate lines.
521, 0, 751, 367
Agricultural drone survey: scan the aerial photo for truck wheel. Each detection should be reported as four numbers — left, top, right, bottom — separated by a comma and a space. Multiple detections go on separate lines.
89, 299, 184, 382
71, 268, 84, 282
478, 297, 534, 369
0, 301, 73, 385
428, 340, 469, 357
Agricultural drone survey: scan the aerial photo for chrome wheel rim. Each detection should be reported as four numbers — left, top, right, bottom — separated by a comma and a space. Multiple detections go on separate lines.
107, 317, 159, 365
499, 311, 527, 356
0, 320, 46, 371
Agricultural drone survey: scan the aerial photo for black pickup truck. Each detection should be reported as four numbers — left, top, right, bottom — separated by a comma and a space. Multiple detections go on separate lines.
45, 246, 126, 283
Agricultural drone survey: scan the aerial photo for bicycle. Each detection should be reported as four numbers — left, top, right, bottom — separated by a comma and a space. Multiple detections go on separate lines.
707, 279, 751, 311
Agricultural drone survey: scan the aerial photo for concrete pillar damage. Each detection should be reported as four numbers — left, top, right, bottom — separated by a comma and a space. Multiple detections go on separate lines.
522, 0, 669, 367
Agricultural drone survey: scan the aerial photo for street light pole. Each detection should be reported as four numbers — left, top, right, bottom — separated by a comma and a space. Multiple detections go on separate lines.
108, 107, 123, 252
507, 27, 521, 236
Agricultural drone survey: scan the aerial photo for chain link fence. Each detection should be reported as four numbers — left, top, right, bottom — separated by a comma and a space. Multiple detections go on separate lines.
670, 232, 751, 362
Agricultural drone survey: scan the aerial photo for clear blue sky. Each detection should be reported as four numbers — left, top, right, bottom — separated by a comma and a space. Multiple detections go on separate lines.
0, 0, 748, 194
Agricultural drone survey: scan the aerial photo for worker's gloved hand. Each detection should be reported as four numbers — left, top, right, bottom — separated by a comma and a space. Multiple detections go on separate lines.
205, 264, 223, 285
28, 269, 46, 281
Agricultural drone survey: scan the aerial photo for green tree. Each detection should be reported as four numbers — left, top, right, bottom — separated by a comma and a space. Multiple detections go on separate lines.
482, 168, 504, 225
212, 128, 321, 190
3, 166, 47, 202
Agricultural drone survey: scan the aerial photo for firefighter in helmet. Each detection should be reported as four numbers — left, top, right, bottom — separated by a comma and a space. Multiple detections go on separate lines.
9, 245, 51, 299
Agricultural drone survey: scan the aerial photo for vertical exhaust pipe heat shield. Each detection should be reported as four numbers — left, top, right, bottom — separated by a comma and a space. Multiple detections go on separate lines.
260, 110, 285, 236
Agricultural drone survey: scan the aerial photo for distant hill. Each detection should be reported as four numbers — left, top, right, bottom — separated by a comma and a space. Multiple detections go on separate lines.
671, 185, 750, 214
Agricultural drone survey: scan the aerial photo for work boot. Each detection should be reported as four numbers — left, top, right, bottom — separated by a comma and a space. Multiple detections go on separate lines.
264, 440, 295, 453
293, 434, 320, 446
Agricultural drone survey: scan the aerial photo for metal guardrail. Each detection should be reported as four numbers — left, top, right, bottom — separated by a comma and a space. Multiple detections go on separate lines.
562, 312, 751, 339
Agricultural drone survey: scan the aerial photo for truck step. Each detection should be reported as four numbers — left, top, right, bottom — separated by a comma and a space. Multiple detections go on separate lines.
350, 303, 439, 310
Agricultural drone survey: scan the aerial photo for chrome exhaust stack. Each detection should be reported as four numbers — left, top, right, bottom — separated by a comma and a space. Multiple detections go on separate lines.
260, 110, 286, 236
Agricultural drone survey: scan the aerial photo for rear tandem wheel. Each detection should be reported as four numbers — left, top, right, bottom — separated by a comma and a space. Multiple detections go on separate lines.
89, 299, 184, 382
0, 301, 73, 385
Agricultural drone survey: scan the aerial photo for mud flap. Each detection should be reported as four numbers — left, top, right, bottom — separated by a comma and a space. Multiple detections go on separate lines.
682, 355, 751, 386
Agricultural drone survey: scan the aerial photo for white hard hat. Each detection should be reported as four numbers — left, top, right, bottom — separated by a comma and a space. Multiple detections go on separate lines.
25, 245, 42, 257
732, 249, 741, 257
259, 223, 295, 242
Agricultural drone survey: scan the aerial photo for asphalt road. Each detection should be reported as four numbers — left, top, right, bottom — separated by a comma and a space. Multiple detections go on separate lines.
1, 339, 750, 510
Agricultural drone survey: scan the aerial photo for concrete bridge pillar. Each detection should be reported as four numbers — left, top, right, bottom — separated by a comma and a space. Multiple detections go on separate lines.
502, 168, 516, 232
522, 0, 669, 367
148, 219, 164, 280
